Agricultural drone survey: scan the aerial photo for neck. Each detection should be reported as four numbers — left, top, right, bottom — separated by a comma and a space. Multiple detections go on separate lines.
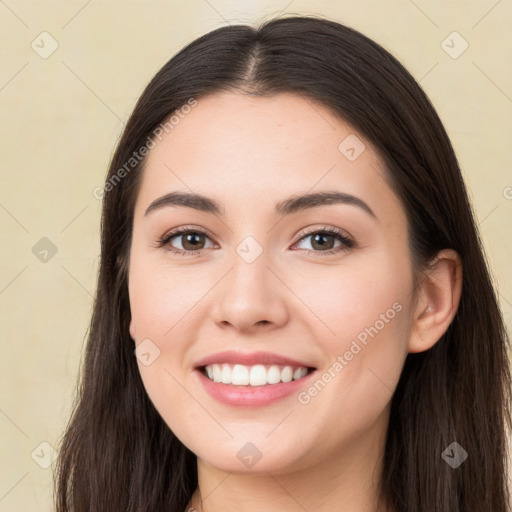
186, 409, 392, 512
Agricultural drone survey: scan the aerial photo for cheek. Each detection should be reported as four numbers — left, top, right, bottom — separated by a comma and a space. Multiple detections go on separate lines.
128, 262, 195, 430
127, 254, 192, 390
128, 254, 207, 337
294, 252, 411, 413
295, 248, 411, 341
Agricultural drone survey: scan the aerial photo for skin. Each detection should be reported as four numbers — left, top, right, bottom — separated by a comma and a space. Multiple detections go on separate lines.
127, 91, 462, 512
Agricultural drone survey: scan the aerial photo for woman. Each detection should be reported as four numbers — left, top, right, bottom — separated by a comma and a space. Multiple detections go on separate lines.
54, 14, 512, 512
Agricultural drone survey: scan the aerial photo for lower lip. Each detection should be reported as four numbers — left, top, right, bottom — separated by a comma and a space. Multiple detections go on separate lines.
195, 368, 317, 407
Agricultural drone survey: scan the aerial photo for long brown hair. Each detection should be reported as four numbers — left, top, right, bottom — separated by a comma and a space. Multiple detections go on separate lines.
53, 14, 512, 511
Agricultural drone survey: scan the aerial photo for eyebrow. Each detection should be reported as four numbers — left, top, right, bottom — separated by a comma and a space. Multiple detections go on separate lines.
144, 190, 377, 220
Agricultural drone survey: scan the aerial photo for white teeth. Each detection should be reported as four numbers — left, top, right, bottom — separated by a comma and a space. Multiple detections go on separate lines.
212, 364, 222, 383
267, 365, 281, 384
281, 366, 293, 383
231, 364, 249, 385
203, 363, 309, 386
221, 365, 231, 384
249, 364, 267, 386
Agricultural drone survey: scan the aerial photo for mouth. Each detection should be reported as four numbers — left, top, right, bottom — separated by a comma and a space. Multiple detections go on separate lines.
192, 350, 318, 406
198, 363, 317, 387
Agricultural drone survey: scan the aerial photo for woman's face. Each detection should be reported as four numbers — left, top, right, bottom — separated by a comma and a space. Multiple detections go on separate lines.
128, 91, 416, 474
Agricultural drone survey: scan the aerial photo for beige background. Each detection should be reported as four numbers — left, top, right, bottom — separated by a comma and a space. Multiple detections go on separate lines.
0, 1, 511, 510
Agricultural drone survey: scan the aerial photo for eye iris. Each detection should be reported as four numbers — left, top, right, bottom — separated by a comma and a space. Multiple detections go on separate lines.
311, 233, 335, 250
181, 232, 205, 250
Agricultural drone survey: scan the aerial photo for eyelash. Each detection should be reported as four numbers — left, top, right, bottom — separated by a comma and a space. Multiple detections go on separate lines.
155, 225, 355, 257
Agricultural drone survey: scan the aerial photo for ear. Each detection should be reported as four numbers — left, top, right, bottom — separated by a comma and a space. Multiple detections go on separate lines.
408, 248, 463, 353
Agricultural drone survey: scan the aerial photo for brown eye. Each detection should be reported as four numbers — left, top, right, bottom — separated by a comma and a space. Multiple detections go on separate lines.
158, 227, 215, 256
292, 227, 354, 256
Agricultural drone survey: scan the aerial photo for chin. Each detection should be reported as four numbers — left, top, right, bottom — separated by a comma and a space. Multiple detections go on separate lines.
187, 435, 317, 476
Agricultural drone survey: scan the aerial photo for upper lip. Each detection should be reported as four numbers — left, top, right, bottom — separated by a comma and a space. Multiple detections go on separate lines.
194, 350, 316, 369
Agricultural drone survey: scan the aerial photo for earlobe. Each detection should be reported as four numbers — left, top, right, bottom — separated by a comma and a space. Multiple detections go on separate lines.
408, 249, 463, 354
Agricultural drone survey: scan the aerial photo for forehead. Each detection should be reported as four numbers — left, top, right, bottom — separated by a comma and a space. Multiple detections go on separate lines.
134, 92, 400, 221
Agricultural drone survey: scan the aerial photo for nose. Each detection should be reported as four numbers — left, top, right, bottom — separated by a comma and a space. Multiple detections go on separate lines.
211, 250, 289, 334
